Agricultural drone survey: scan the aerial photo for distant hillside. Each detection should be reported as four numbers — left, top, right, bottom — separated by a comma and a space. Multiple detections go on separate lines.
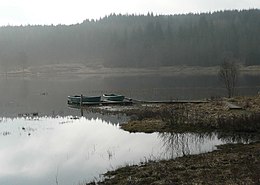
0, 9, 260, 71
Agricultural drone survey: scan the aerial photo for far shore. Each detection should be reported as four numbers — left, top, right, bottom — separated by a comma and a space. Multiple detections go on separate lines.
1, 64, 260, 77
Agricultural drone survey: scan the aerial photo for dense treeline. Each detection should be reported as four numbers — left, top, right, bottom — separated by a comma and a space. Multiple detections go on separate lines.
0, 9, 260, 71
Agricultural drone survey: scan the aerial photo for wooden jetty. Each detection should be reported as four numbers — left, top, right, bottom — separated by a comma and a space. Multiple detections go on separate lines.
68, 98, 208, 107
125, 96, 208, 104
131, 99, 209, 104
68, 94, 209, 107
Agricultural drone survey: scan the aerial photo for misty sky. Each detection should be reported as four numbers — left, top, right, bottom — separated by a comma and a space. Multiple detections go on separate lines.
0, 0, 259, 26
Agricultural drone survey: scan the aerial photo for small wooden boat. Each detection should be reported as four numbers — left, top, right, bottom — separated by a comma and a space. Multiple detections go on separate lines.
68, 95, 101, 104
103, 93, 125, 101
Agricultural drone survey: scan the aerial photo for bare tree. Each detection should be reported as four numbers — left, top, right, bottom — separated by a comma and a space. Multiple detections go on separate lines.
218, 59, 239, 98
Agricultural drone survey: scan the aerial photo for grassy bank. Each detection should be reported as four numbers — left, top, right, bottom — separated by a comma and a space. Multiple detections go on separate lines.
119, 96, 260, 134
86, 95, 260, 185
88, 142, 260, 185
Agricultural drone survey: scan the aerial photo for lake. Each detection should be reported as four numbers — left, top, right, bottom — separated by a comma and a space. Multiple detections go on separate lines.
0, 116, 249, 185
0, 73, 259, 184
0, 73, 259, 117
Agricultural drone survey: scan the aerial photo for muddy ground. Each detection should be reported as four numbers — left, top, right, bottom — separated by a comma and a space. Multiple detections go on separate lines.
86, 95, 260, 185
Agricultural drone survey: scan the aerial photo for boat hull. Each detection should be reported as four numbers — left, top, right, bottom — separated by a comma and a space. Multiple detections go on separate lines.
68, 95, 101, 104
103, 94, 125, 101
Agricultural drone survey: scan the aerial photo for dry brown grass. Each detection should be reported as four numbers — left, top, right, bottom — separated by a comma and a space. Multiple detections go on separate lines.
88, 142, 260, 185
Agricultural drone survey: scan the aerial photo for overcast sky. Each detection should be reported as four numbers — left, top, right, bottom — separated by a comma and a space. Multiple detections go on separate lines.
0, 0, 259, 26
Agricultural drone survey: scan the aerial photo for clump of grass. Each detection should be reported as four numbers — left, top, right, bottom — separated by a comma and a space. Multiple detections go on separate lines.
133, 107, 157, 121
158, 104, 260, 133
216, 113, 260, 133
160, 104, 188, 129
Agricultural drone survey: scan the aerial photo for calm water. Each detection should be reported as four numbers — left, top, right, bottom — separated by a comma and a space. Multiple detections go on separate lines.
0, 116, 241, 185
0, 74, 259, 117
0, 74, 259, 184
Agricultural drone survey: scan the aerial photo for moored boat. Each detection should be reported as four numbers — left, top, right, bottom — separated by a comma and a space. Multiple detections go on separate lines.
103, 93, 125, 101
68, 95, 101, 104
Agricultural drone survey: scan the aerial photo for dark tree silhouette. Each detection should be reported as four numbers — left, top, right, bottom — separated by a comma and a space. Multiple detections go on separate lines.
0, 9, 260, 70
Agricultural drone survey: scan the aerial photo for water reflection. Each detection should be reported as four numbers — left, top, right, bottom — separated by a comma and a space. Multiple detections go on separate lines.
158, 132, 259, 160
217, 132, 260, 143
0, 73, 258, 184
158, 132, 222, 159
0, 116, 255, 185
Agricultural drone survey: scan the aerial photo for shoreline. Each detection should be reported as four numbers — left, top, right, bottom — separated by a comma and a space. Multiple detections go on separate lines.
87, 142, 260, 185
1, 64, 260, 78
90, 95, 260, 134
86, 95, 260, 184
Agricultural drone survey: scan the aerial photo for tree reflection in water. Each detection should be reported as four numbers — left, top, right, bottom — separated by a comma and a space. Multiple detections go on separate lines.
218, 132, 260, 143
159, 131, 259, 160
159, 132, 219, 159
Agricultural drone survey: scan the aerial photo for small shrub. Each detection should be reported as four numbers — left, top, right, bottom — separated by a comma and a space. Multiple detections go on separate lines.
160, 104, 189, 128
216, 113, 260, 133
